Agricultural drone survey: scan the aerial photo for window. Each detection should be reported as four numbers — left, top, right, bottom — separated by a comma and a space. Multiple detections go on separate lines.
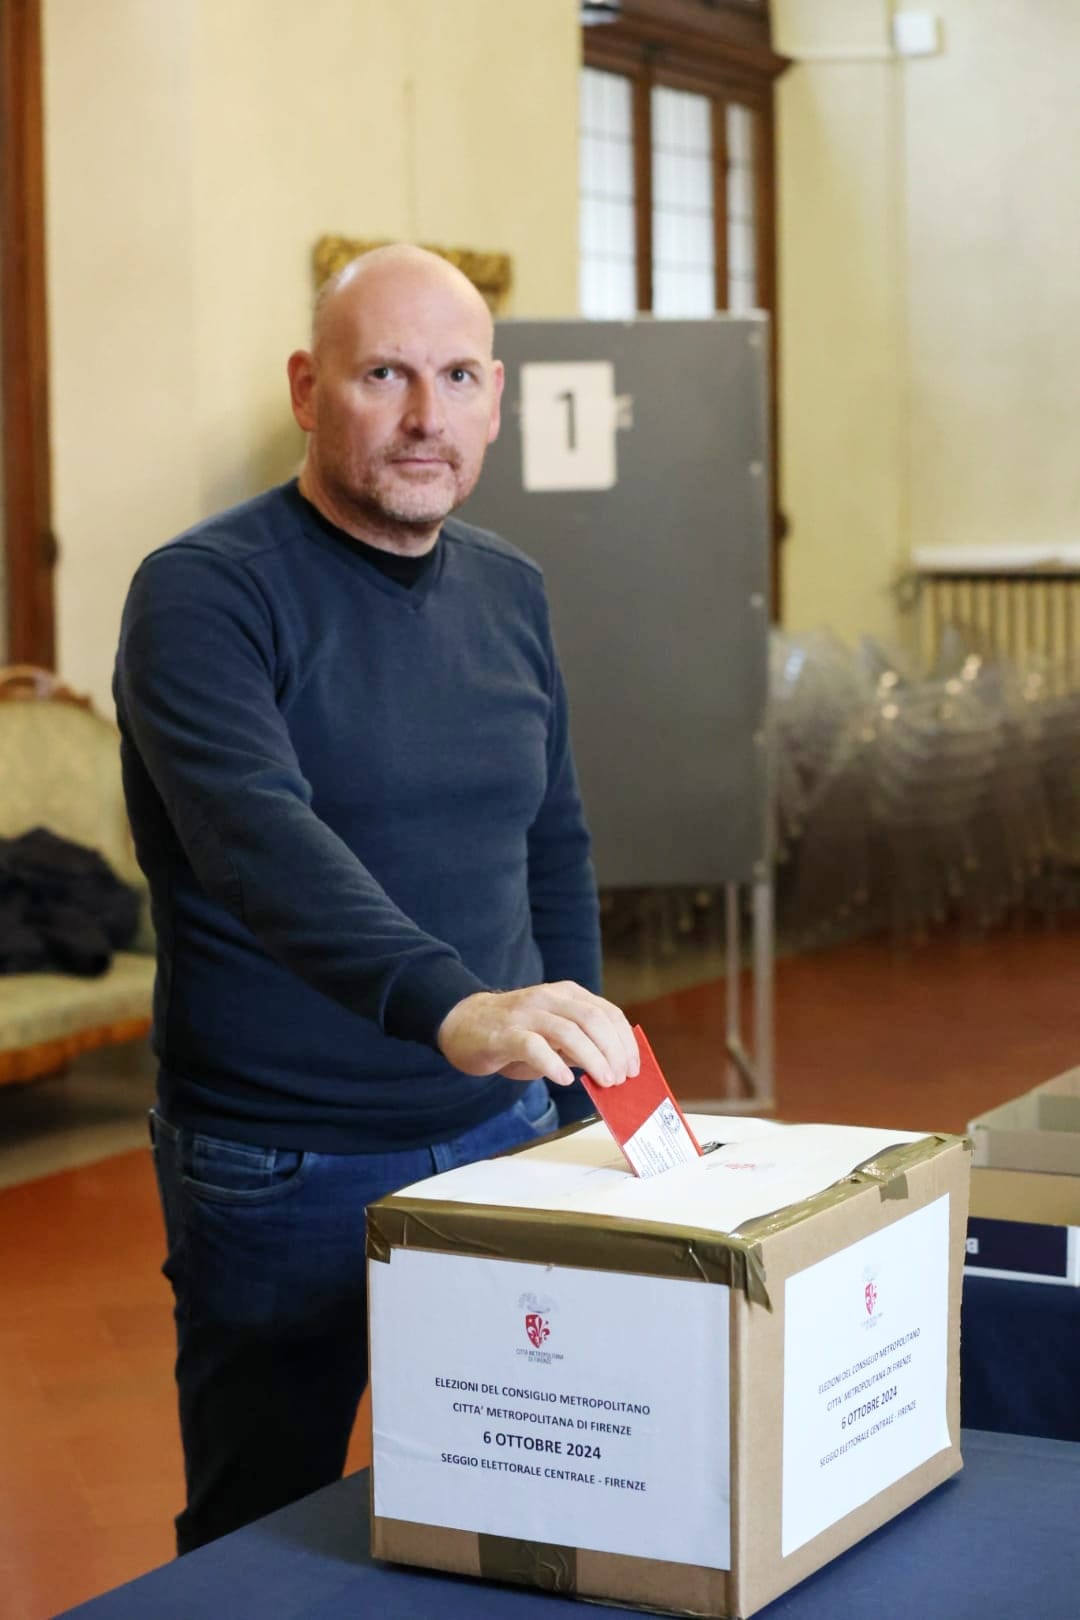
584, 67, 765, 322
580, 0, 788, 601
650, 84, 716, 318
579, 68, 637, 320
725, 102, 759, 315
581, 72, 764, 322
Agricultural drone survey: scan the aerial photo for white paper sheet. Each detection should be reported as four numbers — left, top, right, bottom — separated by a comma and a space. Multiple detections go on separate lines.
399, 1115, 926, 1236
520, 361, 619, 491
371, 1249, 731, 1568
781, 1194, 952, 1554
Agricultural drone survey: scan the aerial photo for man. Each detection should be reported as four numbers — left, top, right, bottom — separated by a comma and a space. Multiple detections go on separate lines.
113, 244, 638, 1554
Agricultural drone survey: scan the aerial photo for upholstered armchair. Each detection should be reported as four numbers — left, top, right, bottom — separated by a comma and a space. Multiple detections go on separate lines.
0, 666, 154, 1086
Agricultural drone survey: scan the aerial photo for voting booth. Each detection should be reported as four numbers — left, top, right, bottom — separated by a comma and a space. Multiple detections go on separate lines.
367, 1120, 970, 1618
461, 318, 774, 1109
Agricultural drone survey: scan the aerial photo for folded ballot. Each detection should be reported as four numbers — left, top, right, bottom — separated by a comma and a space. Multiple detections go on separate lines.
581, 1025, 702, 1177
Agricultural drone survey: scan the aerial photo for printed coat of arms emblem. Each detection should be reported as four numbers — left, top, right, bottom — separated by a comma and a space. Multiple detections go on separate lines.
524, 1312, 550, 1348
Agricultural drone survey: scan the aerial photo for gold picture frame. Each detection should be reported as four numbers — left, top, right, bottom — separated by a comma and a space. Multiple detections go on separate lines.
312, 235, 513, 314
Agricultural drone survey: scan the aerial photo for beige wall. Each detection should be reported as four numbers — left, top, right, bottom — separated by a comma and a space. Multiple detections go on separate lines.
45, 0, 1080, 698
774, 0, 1080, 653
773, 0, 904, 646
903, 0, 1080, 556
43, 0, 580, 711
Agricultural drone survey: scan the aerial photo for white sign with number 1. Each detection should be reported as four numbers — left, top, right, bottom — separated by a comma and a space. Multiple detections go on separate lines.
520, 361, 619, 492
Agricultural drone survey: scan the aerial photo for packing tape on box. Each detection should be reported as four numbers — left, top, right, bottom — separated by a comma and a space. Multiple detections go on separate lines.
367, 1200, 772, 1307
474, 1534, 715, 1618
855, 1135, 959, 1197
367, 1138, 967, 1311
734, 1134, 964, 1247
477, 1532, 577, 1592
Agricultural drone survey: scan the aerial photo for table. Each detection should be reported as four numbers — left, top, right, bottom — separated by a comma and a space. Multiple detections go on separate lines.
61, 1430, 1080, 1620
961, 1274, 1080, 1441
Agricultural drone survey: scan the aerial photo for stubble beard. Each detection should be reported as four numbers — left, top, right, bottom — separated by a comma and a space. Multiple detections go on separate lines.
349, 443, 484, 542
305, 426, 490, 551
370, 463, 460, 529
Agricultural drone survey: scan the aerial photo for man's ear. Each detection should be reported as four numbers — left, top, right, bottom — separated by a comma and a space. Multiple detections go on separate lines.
287, 350, 318, 432
487, 359, 505, 445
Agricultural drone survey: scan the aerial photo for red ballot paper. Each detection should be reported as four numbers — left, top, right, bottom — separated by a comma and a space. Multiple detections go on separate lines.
581, 1025, 703, 1178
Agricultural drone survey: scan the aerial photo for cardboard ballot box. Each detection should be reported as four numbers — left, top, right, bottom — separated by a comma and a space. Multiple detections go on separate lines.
966, 1074, 1080, 1286
367, 1117, 970, 1619
968, 1068, 1080, 1176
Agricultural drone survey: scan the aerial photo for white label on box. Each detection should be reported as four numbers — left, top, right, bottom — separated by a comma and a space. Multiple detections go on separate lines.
371, 1250, 730, 1569
781, 1194, 952, 1556
520, 361, 618, 491
623, 1099, 702, 1178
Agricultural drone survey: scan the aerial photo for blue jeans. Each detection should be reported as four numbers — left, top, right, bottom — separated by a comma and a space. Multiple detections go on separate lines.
149, 1080, 558, 1554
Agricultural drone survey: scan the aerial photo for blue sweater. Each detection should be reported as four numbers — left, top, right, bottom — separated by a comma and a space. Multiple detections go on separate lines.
113, 481, 600, 1151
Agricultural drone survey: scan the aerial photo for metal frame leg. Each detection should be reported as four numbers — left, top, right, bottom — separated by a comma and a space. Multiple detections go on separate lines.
683, 875, 775, 1115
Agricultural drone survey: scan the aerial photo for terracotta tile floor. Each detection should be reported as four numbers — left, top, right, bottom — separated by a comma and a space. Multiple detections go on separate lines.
1, 927, 1078, 1617
644, 926, 1080, 1135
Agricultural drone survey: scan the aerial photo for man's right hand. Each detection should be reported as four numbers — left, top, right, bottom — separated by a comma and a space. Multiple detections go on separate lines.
436, 982, 640, 1091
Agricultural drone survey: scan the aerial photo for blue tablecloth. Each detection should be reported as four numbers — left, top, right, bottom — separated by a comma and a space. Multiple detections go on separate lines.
62, 1430, 1080, 1620
961, 1274, 1080, 1441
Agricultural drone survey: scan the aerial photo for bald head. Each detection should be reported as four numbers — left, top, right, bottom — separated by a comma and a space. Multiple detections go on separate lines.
311, 244, 494, 358
288, 241, 504, 553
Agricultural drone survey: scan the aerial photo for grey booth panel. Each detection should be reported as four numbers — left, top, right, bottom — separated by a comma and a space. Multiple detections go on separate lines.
461, 317, 771, 888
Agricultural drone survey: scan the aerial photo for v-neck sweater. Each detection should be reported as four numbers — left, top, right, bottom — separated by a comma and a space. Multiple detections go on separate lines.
113, 480, 600, 1151
294, 487, 438, 589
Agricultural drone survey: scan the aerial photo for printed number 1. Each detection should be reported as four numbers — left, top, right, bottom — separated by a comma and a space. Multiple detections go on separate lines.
556, 390, 577, 452
520, 361, 615, 491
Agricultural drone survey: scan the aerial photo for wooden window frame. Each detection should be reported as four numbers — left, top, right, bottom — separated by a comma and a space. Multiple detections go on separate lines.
584, 0, 788, 612
1, 0, 55, 666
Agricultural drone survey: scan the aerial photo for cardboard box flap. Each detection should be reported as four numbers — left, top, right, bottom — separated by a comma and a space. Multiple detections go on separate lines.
1037, 1068, 1080, 1131
969, 1070, 1080, 1174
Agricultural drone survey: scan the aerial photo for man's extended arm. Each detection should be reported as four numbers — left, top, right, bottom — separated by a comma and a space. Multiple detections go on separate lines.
520, 630, 608, 1122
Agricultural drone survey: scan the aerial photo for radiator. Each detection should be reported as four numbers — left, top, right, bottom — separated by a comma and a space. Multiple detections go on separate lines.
911, 546, 1080, 672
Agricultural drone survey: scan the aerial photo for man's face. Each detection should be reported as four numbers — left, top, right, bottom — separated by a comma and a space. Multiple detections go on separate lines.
289, 263, 504, 545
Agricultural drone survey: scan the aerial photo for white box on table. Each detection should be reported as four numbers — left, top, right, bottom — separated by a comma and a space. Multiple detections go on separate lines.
367, 1115, 970, 1619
